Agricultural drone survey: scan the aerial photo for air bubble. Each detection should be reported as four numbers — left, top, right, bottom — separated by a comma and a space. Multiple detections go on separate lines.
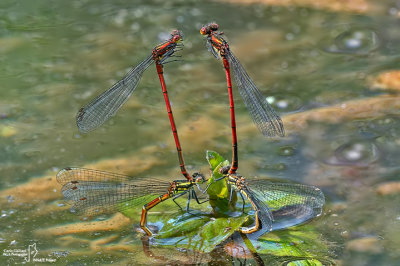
323, 28, 379, 55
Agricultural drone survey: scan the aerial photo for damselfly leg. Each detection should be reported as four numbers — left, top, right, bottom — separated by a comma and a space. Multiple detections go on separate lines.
201, 23, 285, 174
57, 167, 208, 236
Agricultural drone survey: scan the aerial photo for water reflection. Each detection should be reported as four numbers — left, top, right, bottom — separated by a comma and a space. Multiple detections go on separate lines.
142, 230, 333, 265
267, 94, 304, 113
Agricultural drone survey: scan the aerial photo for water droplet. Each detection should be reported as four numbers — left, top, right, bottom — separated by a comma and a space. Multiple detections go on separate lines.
341, 230, 349, 237
277, 100, 288, 109
266, 96, 275, 104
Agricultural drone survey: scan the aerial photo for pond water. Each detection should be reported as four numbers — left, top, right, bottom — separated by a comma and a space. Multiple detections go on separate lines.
1, 0, 400, 265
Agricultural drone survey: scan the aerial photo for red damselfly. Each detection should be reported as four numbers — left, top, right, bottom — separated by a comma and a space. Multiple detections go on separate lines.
200, 23, 285, 174
76, 30, 192, 180
57, 167, 207, 236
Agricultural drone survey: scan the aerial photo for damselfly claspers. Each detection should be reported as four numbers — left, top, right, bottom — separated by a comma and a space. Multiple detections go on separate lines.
201, 23, 285, 174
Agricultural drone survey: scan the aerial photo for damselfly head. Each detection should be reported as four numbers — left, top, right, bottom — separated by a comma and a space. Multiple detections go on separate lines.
219, 165, 230, 175
200, 27, 208, 35
200, 22, 219, 35
171, 30, 183, 42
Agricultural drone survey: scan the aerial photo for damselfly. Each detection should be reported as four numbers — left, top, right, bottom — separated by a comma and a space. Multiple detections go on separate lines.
201, 23, 285, 174
57, 167, 207, 236
76, 30, 192, 180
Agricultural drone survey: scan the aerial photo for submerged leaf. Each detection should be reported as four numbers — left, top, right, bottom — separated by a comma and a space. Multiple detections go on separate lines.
256, 225, 330, 257
156, 212, 248, 253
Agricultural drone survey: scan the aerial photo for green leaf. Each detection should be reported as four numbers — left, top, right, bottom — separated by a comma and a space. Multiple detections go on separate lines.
206, 150, 225, 170
205, 150, 237, 213
157, 212, 208, 239
156, 212, 248, 253
287, 259, 324, 266
255, 225, 330, 257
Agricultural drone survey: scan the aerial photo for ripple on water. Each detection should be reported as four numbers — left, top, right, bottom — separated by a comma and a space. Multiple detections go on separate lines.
322, 27, 380, 55
278, 146, 295, 156
324, 140, 380, 166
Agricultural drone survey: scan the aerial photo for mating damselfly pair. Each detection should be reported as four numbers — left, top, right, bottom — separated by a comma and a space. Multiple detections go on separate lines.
58, 23, 325, 237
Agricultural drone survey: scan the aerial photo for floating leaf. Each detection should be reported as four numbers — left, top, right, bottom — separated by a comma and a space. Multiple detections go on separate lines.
256, 225, 330, 257
224, 225, 332, 265
156, 212, 248, 253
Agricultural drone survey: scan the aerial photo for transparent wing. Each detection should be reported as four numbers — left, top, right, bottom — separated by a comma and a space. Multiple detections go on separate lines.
76, 55, 154, 133
226, 51, 285, 137
247, 179, 325, 230
242, 184, 274, 232
206, 39, 220, 60
57, 167, 170, 217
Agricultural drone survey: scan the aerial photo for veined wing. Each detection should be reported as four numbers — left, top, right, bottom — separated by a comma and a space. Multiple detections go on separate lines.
57, 167, 170, 216
241, 183, 274, 232
76, 55, 153, 133
248, 179, 325, 230
226, 51, 285, 137
206, 39, 220, 60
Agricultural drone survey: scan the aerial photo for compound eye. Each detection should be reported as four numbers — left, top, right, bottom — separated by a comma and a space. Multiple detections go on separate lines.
200, 27, 208, 35
173, 35, 180, 42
